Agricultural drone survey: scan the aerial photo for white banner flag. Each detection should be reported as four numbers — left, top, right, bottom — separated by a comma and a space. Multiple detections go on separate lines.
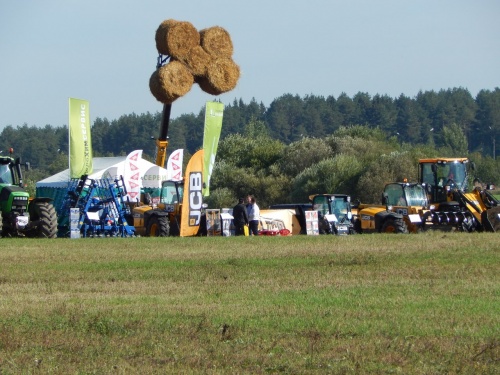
167, 149, 183, 181
123, 150, 143, 202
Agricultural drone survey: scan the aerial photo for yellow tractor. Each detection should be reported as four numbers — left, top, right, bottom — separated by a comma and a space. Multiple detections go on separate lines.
132, 179, 183, 237
353, 181, 428, 234
418, 157, 500, 232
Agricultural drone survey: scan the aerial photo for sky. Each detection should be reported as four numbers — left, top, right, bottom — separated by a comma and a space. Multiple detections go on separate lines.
1, 0, 499, 130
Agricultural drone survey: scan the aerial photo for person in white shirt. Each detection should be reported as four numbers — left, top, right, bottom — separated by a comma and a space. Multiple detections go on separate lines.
246, 195, 260, 236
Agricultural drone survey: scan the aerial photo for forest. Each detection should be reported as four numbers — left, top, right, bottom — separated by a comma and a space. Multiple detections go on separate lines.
1, 87, 499, 208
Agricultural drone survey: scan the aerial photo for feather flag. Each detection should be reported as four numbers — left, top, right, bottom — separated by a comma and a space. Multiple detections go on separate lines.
69, 98, 93, 178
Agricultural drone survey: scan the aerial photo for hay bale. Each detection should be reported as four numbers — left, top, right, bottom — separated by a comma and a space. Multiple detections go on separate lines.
155, 19, 200, 59
195, 76, 222, 96
196, 57, 240, 95
200, 26, 233, 57
155, 19, 176, 55
149, 60, 194, 104
180, 45, 212, 77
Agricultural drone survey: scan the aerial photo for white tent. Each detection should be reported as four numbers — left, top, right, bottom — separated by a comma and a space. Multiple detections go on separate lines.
36, 157, 170, 189
36, 156, 171, 214
36, 157, 125, 189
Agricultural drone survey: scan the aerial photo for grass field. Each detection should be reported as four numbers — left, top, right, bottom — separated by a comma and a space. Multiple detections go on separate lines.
0, 232, 498, 374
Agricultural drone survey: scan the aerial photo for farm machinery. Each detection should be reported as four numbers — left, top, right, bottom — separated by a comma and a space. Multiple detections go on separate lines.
57, 175, 136, 237
128, 94, 206, 237
310, 194, 356, 235
132, 178, 184, 237
354, 180, 476, 233
419, 157, 500, 232
353, 182, 425, 234
0, 150, 58, 238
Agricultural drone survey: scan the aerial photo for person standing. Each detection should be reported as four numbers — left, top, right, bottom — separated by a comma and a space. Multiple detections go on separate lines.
247, 195, 260, 236
232, 198, 249, 236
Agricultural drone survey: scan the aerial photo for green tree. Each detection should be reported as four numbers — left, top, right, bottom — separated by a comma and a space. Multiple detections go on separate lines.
290, 155, 363, 202
354, 151, 418, 203
441, 123, 468, 156
279, 137, 333, 177
473, 88, 500, 157
264, 94, 306, 143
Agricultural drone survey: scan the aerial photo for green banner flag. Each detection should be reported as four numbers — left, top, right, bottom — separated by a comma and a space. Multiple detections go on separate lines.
69, 98, 93, 178
202, 101, 224, 196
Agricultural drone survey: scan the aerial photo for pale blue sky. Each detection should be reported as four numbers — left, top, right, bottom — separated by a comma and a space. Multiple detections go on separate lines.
1, 0, 499, 129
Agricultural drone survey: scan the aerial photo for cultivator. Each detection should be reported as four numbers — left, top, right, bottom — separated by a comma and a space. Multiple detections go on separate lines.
58, 175, 136, 237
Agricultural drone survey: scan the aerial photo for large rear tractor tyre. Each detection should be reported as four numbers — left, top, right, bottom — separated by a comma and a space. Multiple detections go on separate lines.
381, 217, 408, 234
29, 201, 58, 238
0, 210, 3, 238
146, 215, 170, 237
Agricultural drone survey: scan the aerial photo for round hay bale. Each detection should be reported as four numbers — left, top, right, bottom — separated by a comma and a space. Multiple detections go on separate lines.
155, 19, 177, 55
200, 26, 233, 57
155, 19, 200, 59
195, 76, 223, 96
197, 57, 240, 94
181, 45, 212, 77
149, 60, 194, 104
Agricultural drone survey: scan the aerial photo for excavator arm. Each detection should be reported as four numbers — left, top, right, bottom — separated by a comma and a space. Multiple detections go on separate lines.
155, 103, 172, 168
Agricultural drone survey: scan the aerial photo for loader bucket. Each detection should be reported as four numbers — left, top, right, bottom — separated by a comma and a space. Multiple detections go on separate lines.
481, 206, 500, 232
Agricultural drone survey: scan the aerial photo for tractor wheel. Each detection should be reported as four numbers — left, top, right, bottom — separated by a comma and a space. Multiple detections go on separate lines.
352, 218, 362, 234
381, 217, 408, 234
0, 210, 3, 238
30, 201, 58, 238
147, 215, 170, 237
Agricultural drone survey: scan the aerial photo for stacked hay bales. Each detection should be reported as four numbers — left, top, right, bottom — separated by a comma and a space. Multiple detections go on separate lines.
150, 19, 240, 104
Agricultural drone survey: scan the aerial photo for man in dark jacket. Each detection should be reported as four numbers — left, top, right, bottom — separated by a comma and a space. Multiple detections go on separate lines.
232, 198, 249, 236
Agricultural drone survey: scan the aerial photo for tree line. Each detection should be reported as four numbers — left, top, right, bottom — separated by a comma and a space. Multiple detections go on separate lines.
1, 87, 499, 206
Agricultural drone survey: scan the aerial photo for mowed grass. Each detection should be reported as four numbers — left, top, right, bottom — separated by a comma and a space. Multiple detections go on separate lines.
0, 232, 498, 374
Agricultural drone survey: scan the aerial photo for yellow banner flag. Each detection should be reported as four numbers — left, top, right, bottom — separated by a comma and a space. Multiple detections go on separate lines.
69, 98, 93, 178
180, 149, 204, 237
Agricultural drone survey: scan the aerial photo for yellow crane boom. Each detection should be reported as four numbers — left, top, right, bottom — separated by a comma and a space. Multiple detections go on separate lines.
155, 103, 172, 168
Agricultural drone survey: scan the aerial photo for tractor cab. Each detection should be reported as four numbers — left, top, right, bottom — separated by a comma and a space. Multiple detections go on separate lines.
0, 155, 24, 187
382, 182, 429, 208
0, 158, 14, 185
157, 180, 183, 213
419, 158, 470, 203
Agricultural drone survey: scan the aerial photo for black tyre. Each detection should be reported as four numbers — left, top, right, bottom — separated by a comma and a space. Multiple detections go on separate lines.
380, 217, 408, 234
352, 218, 362, 234
30, 201, 58, 238
0, 210, 3, 238
146, 215, 170, 237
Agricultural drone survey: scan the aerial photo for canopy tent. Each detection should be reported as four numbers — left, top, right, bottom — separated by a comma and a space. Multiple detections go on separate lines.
36, 157, 170, 189
36, 156, 171, 215
36, 157, 125, 189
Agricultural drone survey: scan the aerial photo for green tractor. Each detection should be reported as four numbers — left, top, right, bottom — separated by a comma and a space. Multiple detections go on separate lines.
0, 152, 58, 238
